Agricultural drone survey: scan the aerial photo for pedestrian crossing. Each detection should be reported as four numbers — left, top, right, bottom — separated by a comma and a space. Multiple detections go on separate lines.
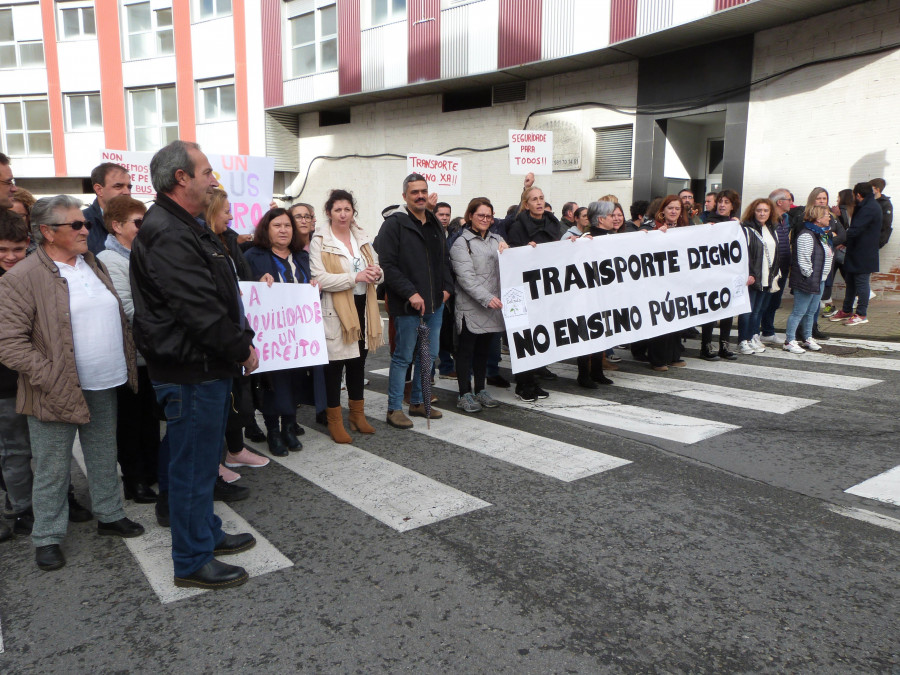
55, 346, 896, 605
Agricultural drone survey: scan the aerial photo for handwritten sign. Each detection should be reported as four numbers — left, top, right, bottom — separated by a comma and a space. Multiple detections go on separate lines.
508, 130, 553, 175
406, 153, 461, 195
239, 281, 328, 373
99, 150, 275, 234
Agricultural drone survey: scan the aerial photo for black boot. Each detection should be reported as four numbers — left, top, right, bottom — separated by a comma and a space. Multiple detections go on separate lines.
315, 409, 328, 426
266, 423, 288, 457
576, 356, 598, 389
67, 491, 93, 522
590, 362, 614, 385
123, 480, 158, 504
812, 322, 829, 341
213, 477, 250, 502
718, 342, 737, 360
282, 416, 303, 451
156, 491, 170, 528
700, 342, 721, 361
244, 419, 266, 443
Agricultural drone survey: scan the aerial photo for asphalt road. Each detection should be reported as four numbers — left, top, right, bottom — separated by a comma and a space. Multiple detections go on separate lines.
1, 339, 898, 674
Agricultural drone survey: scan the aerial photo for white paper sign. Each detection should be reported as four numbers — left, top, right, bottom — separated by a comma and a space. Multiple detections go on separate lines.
406, 153, 461, 195
239, 281, 328, 373
508, 130, 553, 175
499, 222, 751, 373
99, 150, 275, 234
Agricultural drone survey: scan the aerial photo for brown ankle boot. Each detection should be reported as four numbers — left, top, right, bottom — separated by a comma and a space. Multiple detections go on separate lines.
348, 399, 375, 434
326, 406, 351, 444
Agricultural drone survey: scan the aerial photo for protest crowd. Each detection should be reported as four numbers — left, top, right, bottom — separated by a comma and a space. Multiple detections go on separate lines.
0, 141, 892, 589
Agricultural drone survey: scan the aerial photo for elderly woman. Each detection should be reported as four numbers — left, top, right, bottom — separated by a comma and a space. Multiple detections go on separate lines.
96, 195, 161, 504
244, 208, 313, 456
309, 189, 383, 442
450, 198, 507, 412
0, 195, 144, 572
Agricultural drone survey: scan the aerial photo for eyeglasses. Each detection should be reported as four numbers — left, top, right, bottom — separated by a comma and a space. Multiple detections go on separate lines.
472, 213, 493, 221
294, 214, 313, 221
130, 218, 143, 228
53, 220, 91, 231
0, 177, 14, 186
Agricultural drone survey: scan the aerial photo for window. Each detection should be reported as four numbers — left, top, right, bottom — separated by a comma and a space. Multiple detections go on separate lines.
593, 125, 633, 180
371, 0, 405, 24
0, 7, 45, 68
197, 0, 231, 20
128, 86, 178, 151
290, 4, 336, 77
124, 1, 174, 60
197, 79, 235, 122
58, 2, 96, 40
0, 98, 52, 156
65, 93, 102, 131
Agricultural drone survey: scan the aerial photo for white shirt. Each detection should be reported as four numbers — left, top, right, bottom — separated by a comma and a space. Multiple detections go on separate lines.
57, 256, 127, 390
332, 231, 367, 295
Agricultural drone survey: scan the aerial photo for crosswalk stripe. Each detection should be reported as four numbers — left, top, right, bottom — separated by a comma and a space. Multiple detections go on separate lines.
599, 354, 881, 391
72, 442, 293, 604
370, 369, 738, 445
683, 338, 900, 373
845, 465, 900, 507
363, 391, 632, 482
499, 360, 818, 414
826, 505, 900, 533
266, 427, 491, 532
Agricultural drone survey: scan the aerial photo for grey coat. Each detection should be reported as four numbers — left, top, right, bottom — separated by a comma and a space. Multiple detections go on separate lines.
450, 228, 505, 334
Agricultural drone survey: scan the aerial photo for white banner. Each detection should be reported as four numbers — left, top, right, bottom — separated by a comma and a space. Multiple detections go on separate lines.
406, 153, 462, 195
508, 129, 553, 175
499, 222, 751, 373
99, 150, 275, 234
239, 282, 328, 373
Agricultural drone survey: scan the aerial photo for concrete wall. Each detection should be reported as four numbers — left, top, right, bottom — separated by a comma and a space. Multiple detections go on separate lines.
287, 60, 639, 234
744, 0, 900, 289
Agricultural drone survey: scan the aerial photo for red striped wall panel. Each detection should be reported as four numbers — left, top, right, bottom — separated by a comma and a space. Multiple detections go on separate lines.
261, 0, 283, 108
338, 0, 361, 94
498, 0, 541, 69
610, 0, 637, 43
715, 0, 750, 9
408, 0, 440, 82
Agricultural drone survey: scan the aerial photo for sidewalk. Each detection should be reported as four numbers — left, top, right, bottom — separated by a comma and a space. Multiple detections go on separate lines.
774, 288, 900, 342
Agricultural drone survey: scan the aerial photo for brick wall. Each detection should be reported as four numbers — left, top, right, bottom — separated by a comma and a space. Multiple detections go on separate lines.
744, 0, 900, 290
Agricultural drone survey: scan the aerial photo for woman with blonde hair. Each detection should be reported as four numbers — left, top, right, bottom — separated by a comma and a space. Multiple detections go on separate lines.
309, 189, 383, 443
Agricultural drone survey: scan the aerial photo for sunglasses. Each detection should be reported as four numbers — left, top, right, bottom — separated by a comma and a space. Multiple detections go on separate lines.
130, 218, 144, 228
54, 220, 92, 231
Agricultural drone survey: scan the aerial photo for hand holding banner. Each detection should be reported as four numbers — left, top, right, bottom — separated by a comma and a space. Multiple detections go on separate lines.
499, 222, 751, 373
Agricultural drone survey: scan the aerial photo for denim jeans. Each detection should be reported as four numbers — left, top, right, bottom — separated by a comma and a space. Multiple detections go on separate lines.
842, 272, 871, 317
785, 281, 825, 342
738, 287, 773, 341
486, 333, 501, 378
760, 283, 785, 337
388, 308, 443, 411
152, 378, 231, 577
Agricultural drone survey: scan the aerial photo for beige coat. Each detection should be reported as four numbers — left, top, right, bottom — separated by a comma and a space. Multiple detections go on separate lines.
309, 221, 383, 361
0, 246, 137, 424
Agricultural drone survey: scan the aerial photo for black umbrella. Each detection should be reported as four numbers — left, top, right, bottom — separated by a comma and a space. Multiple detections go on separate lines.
417, 317, 433, 428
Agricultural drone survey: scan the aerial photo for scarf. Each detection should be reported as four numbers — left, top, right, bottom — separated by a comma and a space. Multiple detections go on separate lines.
321, 240, 383, 351
804, 221, 830, 237
104, 233, 131, 259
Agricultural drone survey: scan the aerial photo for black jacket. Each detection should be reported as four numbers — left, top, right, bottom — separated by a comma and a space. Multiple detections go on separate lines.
505, 210, 562, 248
741, 220, 779, 291
877, 195, 893, 248
84, 199, 107, 257
130, 193, 254, 383
244, 245, 311, 284
221, 228, 254, 282
844, 195, 883, 274
374, 207, 453, 316
0, 266, 17, 398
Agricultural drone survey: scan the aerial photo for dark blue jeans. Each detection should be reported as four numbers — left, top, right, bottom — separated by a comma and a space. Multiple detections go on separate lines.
152, 378, 231, 577
841, 272, 871, 317
738, 287, 776, 341
486, 333, 501, 377
760, 283, 785, 337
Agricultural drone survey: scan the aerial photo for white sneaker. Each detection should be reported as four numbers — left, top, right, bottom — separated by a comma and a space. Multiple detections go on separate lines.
750, 335, 766, 353
759, 334, 778, 344
738, 340, 755, 355
803, 337, 822, 351
783, 340, 805, 354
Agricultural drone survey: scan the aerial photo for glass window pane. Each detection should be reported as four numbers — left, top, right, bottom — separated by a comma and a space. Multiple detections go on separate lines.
320, 38, 337, 71
220, 85, 235, 116
217, 0, 231, 14
291, 14, 314, 46
202, 87, 217, 120
0, 9, 13, 43
70, 96, 88, 129
155, 8, 172, 27
24, 100, 50, 130
129, 32, 152, 58
131, 90, 157, 126
62, 8, 81, 38
83, 8, 96, 35
5, 132, 25, 155
133, 127, 156, 151
320, 5, 336, 37
161, 87, 177, 123
3, 103, 22, 130
158, 28, 174, 55
88, 94, 102, 126
0, 44, 15, 68
19, 42, 44, 66
200, 0, 214, 18
292, 44, 315, 77
164, 124, 179, 145
28, 132, 52, 155
392, 0, 405, 16
127, 3, 151, 32
372, 0, 387, 24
